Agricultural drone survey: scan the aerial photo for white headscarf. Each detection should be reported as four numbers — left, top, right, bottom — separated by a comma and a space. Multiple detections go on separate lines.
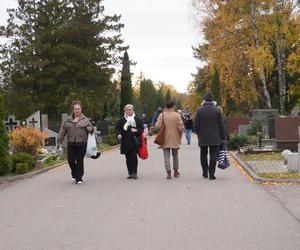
123, 113, 136, 131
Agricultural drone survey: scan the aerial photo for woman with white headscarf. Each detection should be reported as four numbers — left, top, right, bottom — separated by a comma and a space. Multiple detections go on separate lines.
116, 104, 143, 179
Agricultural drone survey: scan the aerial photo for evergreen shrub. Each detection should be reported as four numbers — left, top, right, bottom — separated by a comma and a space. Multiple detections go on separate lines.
228, 134, 249, 150
10, 152, 35, 172
15, 163, 29, 175
102, 128, 118, 146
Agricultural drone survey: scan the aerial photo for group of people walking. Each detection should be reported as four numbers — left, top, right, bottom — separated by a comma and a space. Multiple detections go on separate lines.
58, 92, 226, 184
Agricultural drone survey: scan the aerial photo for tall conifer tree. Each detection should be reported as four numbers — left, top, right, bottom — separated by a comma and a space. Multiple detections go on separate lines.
0, 93, 11, 175
0, 0, 126, 119
165, 89, 171, 103
211, 66, 221, 105
119, 51, 133, 115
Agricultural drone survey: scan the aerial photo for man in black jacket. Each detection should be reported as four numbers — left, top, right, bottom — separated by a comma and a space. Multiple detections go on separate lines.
194, 93, 226, 180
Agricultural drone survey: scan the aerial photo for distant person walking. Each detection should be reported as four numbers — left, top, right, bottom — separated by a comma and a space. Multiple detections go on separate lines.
182, 106, 193, 145
155, 101, 184, 179
58, 101, 93, 184
177, 109, 184, 122
116, 104, 143, 179
142, 113, 150, 137
152, 107, 162, 127
194, 93, 226, 180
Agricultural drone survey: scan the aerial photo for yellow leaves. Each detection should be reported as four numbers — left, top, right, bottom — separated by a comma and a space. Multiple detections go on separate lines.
287, 50, 300, 75
186, 92, 203, 116
248, 46, 275, 76
10, 127, 48, 156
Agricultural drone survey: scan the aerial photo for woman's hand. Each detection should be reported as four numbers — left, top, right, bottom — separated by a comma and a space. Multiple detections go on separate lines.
131, 128, 138, 133
86, 126, 93, 132
117, 134, 122, 142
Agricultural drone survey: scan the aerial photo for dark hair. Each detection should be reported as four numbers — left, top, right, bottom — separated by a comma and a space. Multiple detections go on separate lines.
71, 100, 82, 110
204, 92, 213, 102
165, 101, 174, 109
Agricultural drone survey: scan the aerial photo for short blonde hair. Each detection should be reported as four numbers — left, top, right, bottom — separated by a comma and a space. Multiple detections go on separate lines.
124, 104, 134, 111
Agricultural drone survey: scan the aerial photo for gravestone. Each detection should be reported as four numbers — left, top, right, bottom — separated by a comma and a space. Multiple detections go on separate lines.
238, 124, 251, 136
268, 118, 276, 139
4, 115, 19, 132
26, 110, 41, 129
60, 113, 68, 148
226, 117, 250, 134
287, 126, 300, 172
251, 109, 279, 138
41, 114, 48, 131
41, 114, 59, 153
44, 128, 58, 152
61, 113, 68, 123
275, 117, 300, 151
290, 105, 300, 116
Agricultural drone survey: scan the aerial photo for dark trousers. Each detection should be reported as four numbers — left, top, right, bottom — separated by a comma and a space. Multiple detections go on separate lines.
67, 143, 87, 182
200, 145, 219, 178
125, 149, 138, 175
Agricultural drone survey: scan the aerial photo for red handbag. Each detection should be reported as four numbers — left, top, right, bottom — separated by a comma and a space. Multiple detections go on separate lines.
138, 132, 148, 160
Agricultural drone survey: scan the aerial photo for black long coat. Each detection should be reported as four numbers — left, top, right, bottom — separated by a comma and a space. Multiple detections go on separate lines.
115, 116, 143, 155
194, 102, 226, 146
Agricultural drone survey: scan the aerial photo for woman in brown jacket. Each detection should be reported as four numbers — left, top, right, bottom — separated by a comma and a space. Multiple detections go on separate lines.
58, 101, 93, 184
155, 101, 184, 179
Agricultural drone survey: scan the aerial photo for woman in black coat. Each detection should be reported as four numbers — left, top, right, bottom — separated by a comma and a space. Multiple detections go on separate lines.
194, 93, 226, 180
116, 104, 143, 179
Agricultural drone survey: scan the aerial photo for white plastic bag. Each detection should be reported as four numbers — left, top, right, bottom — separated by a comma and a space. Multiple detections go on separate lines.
86, 132, 97, 157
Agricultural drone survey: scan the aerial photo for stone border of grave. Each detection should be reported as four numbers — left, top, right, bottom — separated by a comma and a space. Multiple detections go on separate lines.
0, 144, 120, 185
0, 162, 67, 185
230, 151, 300, 184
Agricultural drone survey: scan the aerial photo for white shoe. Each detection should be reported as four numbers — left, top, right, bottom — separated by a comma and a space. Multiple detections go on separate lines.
77, 181, 83, 185
72, 178, 76, 182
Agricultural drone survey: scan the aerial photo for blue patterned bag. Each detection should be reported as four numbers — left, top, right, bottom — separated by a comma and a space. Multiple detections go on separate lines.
218, 143, 230, 169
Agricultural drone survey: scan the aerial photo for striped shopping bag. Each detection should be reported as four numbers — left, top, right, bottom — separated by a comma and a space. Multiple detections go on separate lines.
218, 143, 230, 169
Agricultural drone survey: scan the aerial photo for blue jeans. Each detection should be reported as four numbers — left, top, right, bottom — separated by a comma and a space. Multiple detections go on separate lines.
185, 129, 192, 144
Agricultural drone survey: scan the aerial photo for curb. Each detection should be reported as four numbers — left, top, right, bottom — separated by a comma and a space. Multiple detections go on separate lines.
229, 151, 300, 185
0, 162, 67, 185
0, 145, 120, 185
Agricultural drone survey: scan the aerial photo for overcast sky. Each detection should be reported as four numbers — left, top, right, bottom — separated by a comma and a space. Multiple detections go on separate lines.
0, 0, 201, 93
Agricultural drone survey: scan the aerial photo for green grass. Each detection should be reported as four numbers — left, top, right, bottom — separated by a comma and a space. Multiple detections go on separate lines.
238, 152, 282, 162
43, 156, 66, 167
258, 172, 300, 179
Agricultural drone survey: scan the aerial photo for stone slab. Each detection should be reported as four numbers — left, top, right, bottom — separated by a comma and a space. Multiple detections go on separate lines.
287, 153, 300, 172
248, 161, 288, 173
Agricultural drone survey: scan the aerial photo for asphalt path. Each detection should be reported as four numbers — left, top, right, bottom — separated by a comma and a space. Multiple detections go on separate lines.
0, 135, 299, 250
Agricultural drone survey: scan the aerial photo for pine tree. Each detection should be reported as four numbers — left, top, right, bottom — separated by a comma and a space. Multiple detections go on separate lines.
165, 89, 171, 103
119, 51, 133, 115
0, 93, 11, 175
211, 66, 221, 105
139, 78, 157, 117
0, 0, 126, 120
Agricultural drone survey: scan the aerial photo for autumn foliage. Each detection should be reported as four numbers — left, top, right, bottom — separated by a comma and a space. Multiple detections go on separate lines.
10, 127, 48, 156
191, 0, 300, 114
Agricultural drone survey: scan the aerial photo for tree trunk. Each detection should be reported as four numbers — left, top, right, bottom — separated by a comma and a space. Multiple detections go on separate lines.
275, 31, 286, 113
250, 2, 272, 109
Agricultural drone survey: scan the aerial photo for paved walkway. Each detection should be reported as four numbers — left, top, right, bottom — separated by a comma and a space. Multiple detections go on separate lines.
0, 135, 300, 250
